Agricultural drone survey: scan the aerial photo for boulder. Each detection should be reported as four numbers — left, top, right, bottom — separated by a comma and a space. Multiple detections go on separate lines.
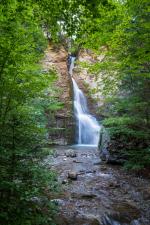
106, 155, 126, 165
65, 149, 77, 158
62, 179, 68, 184
98, 127, 110, 161
110, 202, 140, 223
143, 187, 150, 200
68, 171, 78, 180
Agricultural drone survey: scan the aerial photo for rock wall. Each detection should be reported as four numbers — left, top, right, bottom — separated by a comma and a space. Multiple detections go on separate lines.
42, 43, 75, 145
73, 49, 105, 119
42, 45, 105, 145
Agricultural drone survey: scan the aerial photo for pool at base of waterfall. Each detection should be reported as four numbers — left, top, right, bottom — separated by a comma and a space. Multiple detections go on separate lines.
71, 144, 98, 149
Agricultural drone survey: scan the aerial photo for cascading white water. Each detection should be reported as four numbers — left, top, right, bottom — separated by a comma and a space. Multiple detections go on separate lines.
69, 56, 100, 146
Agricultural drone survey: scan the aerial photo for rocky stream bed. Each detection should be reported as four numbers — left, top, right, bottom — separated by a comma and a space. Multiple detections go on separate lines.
45, 146, 150, 225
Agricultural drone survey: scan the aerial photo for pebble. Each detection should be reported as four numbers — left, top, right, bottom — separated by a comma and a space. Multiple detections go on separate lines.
62, 179, 68, 184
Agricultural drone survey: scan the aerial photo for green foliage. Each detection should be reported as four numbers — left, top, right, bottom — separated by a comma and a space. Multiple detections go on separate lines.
0, 2, 150, 225
76, 0, 150, 170
103, 114, 150, 170
123, 148, 150, 170
47, 102, 64, 111
103, 115, 149, 140
0, 160, 58, 225
0, 1, 61, 224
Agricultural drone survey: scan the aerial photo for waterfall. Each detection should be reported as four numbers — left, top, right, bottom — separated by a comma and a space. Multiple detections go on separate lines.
69, 56, 100, 146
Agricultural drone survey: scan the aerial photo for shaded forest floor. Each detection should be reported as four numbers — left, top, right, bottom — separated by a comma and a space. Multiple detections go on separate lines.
44, 146, 150, 225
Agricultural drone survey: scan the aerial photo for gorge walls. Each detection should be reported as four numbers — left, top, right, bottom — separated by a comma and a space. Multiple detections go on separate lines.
42, 44, 104, 145
42, 43, 74, 145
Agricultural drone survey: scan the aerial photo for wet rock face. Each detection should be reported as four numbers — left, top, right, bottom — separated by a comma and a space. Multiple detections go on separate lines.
55, 214, 101, 225
143, 187, 150, 200
42, 44, 75, 145
42, 46, 106, 145
106, 156, 126, 166
98, 128, 127, 166
110, 202, 141, 223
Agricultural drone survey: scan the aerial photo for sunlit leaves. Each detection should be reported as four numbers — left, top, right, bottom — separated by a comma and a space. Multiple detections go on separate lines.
0, 2, 60, 224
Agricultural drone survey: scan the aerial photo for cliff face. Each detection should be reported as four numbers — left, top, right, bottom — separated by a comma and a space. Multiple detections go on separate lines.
42, 45, 104, 145
42, 44, 74, 145
73, 49, 104, 118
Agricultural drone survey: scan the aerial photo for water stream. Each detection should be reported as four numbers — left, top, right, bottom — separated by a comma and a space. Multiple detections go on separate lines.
69, 56, 100, 146
66, 56, 143, 225
47, 145, 145, 225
